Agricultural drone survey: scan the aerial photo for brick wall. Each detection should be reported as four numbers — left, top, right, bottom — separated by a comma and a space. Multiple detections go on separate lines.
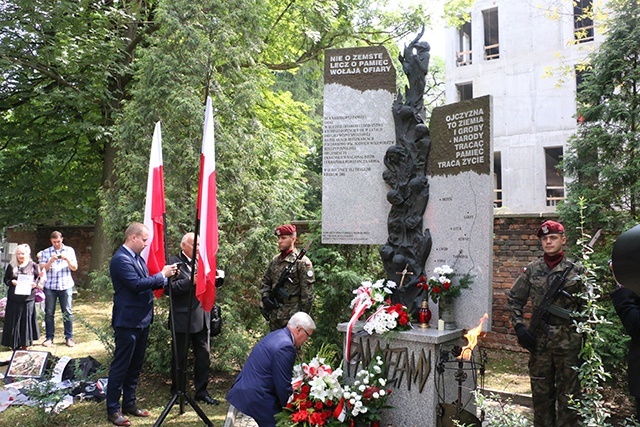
482, 214, 558, 351
4, 215, 560, 349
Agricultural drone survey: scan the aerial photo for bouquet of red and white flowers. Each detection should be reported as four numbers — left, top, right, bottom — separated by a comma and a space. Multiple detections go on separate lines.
417, 264, 471, 304
349, 279, 411, 335
276, 356, 346, 427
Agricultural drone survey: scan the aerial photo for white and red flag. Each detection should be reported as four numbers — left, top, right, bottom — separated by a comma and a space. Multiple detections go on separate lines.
141, 121, 167, 298
196, 97, 218, 312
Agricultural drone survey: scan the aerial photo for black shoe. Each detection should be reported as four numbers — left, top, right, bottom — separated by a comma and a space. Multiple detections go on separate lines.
195, 394, 220, 405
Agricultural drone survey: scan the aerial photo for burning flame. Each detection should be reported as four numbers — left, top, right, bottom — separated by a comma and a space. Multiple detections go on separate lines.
459, 313, 488, 360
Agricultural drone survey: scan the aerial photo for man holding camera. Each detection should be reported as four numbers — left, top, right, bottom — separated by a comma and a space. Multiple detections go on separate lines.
39, 230, 78, 348
166, 232, 223, 405
259, 224, 314, 331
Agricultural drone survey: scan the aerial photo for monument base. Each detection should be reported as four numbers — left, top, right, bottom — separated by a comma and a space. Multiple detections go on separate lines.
338, 323, 478, 427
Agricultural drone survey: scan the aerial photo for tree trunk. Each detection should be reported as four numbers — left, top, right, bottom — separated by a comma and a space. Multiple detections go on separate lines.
89, 140, 118, 274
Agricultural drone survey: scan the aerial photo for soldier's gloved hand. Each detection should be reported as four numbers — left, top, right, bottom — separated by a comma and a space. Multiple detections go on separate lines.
215, 269, 225, 288
262, 296, 279, 310
515, 324, 536, 352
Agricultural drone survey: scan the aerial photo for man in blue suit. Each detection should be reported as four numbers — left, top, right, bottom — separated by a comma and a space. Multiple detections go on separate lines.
106, 222, 177, 426
226, 312, 315, 427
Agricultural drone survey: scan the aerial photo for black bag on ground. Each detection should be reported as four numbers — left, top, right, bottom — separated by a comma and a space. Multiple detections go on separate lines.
62, 356, 103, 381
210, 304, 222, 337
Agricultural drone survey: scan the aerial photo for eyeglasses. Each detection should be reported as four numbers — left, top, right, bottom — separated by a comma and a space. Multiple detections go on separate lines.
301, 328, 312, 339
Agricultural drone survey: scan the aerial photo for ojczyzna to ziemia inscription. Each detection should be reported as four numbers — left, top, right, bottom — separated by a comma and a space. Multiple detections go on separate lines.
435, 107, 489, 172
425, 95, 493, 331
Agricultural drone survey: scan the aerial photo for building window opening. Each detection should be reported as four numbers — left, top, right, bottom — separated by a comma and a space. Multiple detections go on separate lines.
545, 147, 564, 207
575, 66, 589, 122
494, 152, 502, 208
456, 82, 473, 101
457, 20, 472, 66
574, 0, 594, 43
483, 8, 499, 60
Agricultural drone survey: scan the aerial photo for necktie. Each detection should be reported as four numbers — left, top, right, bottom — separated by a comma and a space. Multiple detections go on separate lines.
134, 254, 145, 273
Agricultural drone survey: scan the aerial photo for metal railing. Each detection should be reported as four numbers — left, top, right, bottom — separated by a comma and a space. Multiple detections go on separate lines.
456, 50, 473, 66
546, 186, 565, 207
484, 43, 499, 60
574, 24, 594, 43
494, 189, 503, 208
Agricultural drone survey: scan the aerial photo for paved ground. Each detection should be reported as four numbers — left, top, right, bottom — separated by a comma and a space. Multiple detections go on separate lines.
223, 405, 258, 427
222, 394, 532, 427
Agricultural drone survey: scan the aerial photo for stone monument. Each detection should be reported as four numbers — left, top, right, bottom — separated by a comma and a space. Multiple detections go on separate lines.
426, 95, 493, 330
322, 45, 396, 245
378, 29, 433, 314
328, 28, 493, 427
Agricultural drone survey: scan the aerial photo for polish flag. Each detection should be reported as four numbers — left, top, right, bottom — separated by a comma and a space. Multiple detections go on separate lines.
141, 121, 167, 298
196, 97, 218, 312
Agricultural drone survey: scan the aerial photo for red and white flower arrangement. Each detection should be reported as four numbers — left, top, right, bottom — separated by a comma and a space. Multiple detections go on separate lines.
417, 264, 471, 304
344, 279, 411, 363
277, 356, 346, 427
348, 279, 411, 335
362, 302, 411, 335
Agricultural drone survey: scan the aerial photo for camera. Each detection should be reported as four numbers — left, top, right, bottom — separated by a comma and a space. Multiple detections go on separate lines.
57, 254, 63, 259
173, 262, 183, 275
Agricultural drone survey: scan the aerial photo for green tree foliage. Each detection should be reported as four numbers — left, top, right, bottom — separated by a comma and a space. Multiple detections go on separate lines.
0, 0, 131, 226
0, 0, 165, 269
443, 0, 476, 28
560, 0, 640, 243
559, 1, 640, 411
1, 0, 438, 367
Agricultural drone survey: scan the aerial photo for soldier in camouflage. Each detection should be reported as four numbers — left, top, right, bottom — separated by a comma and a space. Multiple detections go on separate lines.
259, 224, 314, 331
507, 220, 585, 427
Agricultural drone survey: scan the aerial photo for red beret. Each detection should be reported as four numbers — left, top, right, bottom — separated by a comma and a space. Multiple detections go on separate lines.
275, 224, 296, 236
537, 220, 564, 237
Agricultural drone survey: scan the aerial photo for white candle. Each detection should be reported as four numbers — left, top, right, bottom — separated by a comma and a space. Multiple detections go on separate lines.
438, 319, 445, 331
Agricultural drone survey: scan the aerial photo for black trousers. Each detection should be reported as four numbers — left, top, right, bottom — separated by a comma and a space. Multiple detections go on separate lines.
171, 328, 210, 397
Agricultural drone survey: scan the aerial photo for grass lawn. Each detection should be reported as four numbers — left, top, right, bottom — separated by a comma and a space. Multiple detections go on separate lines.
11, 292, 617, 426
482, 347, 531, 395
0, 292, 230, 427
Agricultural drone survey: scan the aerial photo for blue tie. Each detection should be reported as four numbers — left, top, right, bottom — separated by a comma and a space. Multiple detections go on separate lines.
134, 254, 145, 273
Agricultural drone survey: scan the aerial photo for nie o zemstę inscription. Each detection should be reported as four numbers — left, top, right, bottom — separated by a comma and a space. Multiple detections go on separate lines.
322, 46, 396, 245
326, 51, 393, 76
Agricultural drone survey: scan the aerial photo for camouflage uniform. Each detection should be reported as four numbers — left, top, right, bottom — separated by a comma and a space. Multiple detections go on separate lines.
259, 250, 314, 331
508, 257, 585, 427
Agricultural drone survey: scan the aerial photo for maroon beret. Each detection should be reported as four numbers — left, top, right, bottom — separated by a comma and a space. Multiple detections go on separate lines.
537, 220, 565, 237
275, 224, 296, 236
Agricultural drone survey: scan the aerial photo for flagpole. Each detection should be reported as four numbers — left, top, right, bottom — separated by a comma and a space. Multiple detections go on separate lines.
154, 107, 213, 427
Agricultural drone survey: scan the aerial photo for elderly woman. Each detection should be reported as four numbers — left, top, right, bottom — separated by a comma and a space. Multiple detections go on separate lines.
2, 244, 42, 350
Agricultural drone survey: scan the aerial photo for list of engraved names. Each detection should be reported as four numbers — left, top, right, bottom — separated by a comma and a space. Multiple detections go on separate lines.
323, 115, 393, 177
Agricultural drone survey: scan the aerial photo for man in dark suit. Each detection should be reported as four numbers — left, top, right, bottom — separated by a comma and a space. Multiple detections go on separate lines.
226, 312, 315, 427
106, 222, 177, 427
167, 232, 222, 405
